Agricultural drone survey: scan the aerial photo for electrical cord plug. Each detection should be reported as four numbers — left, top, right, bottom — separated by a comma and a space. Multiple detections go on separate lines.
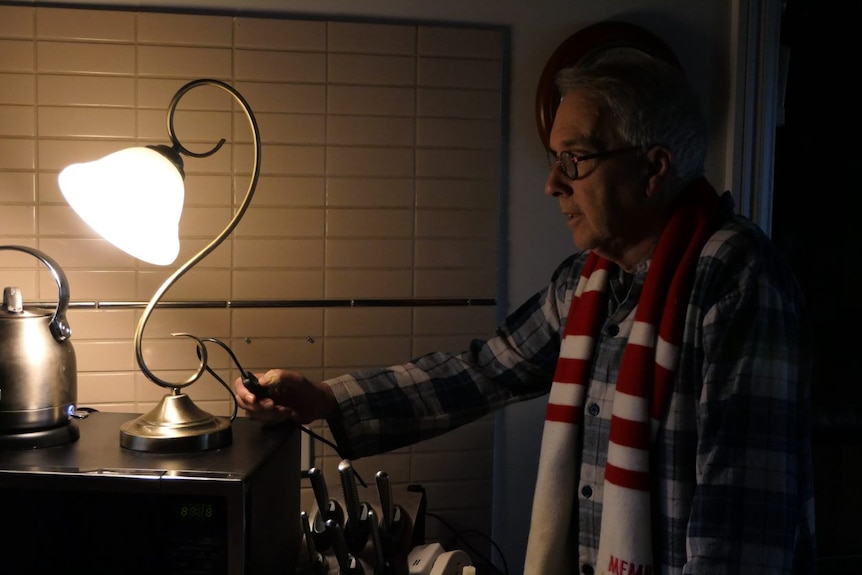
241, 370, 269, 399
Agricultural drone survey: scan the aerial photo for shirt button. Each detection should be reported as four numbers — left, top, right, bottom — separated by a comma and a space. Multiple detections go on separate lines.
581, 484, 592, 498
606, 324, 619, 336
587, 403, 600, 417
582, 565, 595, 575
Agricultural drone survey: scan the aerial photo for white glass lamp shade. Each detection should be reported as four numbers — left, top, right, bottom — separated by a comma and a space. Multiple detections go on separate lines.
59, 147, 184, 266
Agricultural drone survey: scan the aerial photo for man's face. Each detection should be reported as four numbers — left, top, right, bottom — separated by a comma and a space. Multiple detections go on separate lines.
544, 89, 651, 263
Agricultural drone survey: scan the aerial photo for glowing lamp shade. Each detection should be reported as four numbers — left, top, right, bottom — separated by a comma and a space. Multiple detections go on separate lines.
59, 146, 184, 266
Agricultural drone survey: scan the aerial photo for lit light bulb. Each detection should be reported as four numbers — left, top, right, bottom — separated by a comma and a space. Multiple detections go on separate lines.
59, 147, 184, 266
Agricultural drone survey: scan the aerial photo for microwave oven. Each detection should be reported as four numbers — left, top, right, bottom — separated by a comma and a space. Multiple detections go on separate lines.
0, 411, 301, 575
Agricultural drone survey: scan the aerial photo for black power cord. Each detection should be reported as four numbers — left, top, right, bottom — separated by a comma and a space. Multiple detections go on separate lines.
191, 336, 354, 477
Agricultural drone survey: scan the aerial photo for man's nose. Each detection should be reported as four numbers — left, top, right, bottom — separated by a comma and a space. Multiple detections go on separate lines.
544, 163, 572, 197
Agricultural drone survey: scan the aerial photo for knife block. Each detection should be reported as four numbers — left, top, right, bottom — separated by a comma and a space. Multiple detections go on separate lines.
298, 481, 425, 575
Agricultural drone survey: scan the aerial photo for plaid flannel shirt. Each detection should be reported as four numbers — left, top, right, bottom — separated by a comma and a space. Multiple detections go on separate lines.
325, 193, 817, 574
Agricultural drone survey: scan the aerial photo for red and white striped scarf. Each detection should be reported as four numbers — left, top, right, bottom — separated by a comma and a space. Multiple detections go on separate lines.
524, 180, 720, 575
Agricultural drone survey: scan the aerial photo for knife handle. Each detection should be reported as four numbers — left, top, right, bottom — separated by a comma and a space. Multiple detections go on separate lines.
327, 519, 365, 575
308, 467, 330, 515
375, 470, 394, 530
338, 459, 363, 523
339, 460, 373, 556
367, 507, 389, 574
327, 518, 351, 572
301, 511, 325, 575
309, 466, 344, 525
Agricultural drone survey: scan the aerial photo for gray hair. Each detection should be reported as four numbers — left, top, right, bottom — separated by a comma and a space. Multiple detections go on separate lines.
555, 48, 707, 182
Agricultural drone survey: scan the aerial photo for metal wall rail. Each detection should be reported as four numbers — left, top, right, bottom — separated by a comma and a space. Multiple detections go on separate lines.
37, 298, 497, 310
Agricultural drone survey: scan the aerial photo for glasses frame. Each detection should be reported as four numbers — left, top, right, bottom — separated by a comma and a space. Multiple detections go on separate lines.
549, 146, 640, 180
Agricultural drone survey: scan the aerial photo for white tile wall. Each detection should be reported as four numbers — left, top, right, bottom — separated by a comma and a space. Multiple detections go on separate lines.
0, 2, 506, 557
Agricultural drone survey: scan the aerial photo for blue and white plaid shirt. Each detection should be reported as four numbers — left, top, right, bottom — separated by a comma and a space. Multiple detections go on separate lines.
326, 193, 816, 574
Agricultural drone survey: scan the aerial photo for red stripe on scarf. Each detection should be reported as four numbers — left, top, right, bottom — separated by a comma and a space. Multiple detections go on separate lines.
546, 403, 582, 424
554, 357, 589, 378
605, 462, 651, 491
616, 344, 655, 396
568, 288, 608, 334
650, 182, 720, 423
609, 415, 650, 450
650, 364, 675, 421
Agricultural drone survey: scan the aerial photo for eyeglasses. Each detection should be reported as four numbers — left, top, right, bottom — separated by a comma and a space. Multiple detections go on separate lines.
548, 146, 639, 180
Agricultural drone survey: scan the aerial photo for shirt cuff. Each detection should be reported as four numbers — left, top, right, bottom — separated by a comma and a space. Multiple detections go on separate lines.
323, 374, 360, 460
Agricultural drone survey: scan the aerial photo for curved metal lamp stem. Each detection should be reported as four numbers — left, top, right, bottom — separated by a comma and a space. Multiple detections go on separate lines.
120, 79, 261, 452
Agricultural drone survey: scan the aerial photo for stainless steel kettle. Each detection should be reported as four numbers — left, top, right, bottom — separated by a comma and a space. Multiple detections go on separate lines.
0, 245, 77, 433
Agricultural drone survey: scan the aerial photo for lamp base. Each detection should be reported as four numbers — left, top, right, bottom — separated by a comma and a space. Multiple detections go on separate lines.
119, 392, 232, 453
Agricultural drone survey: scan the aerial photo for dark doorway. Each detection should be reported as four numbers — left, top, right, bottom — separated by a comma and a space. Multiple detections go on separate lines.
772, 1, 862, 572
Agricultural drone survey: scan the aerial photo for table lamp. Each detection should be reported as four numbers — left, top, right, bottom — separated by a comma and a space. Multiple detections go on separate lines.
58, 78, 261, 452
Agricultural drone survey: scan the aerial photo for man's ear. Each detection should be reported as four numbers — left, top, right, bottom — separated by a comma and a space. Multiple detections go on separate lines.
645, 145, 672, 197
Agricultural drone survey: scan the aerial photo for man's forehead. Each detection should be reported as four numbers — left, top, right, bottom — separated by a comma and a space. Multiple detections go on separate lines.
551, 92, 609, 148
560, 87, 608, 114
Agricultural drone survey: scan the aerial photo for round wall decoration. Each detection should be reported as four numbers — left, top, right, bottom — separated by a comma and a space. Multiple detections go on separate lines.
535, 20, 683, 151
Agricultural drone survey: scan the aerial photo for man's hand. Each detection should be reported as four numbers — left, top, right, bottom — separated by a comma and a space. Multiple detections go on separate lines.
234, 369, 338, 424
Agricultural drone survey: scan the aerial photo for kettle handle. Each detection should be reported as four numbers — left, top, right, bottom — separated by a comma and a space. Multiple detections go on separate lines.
0, 245, 71, 342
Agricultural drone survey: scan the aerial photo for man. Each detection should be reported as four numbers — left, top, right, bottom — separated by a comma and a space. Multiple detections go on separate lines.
236, 48, 816, 574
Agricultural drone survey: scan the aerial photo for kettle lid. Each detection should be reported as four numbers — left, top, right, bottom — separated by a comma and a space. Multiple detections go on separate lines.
1, 286, 51, 318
